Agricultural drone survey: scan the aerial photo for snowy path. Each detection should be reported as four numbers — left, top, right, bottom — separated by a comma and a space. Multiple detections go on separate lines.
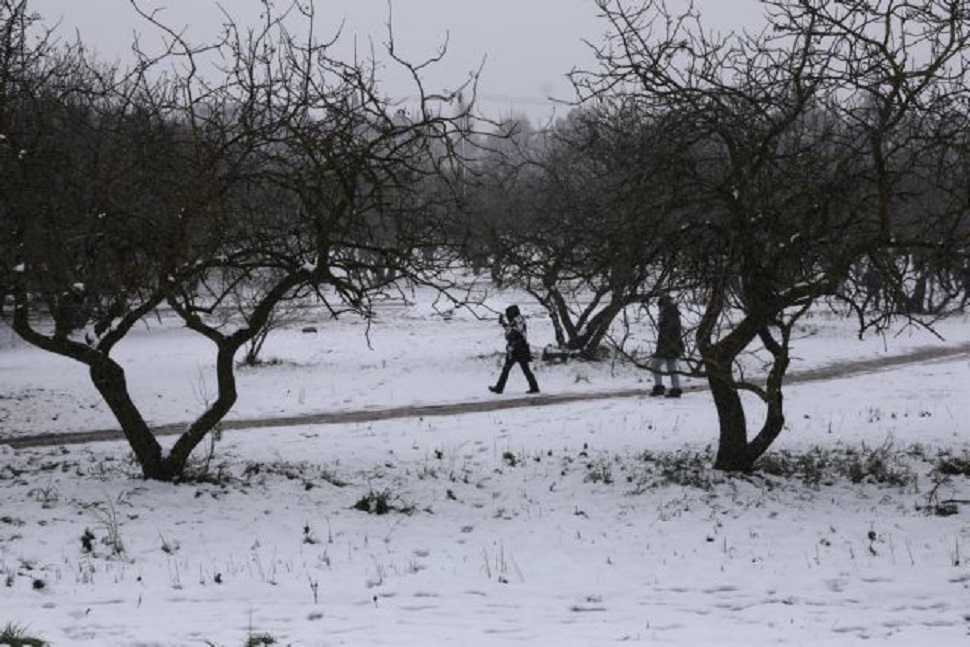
6, 340, 970, 450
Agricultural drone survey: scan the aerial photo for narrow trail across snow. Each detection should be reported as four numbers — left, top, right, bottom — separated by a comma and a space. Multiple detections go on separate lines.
5, 342, 970, 450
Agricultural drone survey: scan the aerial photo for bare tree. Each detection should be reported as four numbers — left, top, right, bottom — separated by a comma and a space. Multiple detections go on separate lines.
2, 0, 473, 480
573, 0, 970, 470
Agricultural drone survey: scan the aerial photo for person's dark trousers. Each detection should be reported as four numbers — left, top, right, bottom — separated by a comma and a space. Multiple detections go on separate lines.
493, 357, 539, 393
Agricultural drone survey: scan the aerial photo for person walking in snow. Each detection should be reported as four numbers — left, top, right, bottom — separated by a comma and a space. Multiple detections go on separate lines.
489, 305, 540, 394
650, 293, 684, 398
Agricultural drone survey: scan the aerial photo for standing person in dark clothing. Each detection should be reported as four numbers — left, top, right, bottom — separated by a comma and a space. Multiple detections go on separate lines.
489, 305, 540, 394
959, 258, 970, 310
861, 264, 883, 312
650, 293, 684, 398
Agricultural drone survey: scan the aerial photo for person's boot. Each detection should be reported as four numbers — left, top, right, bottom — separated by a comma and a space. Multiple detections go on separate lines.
650, 384, 665, 397
665, 388, 682, 399
526, 387, 540, 394
488, 385, 503, 394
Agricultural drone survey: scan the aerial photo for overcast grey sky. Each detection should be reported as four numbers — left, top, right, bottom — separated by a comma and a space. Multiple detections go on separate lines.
31, 0, 763, 123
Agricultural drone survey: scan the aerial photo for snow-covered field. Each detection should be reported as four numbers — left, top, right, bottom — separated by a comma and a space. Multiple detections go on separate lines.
2, 292, 970, 646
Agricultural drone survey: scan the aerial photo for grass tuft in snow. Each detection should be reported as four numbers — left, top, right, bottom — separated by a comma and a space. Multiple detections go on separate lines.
76, 494, 128, 559
633, 447, 720, 491
0, 622, 47, 647
241, 460, 348, 489
624, 441, 927, 493
757, 441, 916, 488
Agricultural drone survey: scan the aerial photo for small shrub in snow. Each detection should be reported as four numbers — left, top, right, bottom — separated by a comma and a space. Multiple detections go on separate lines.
921, 471, 964, 517
584, 459, 615, 485
933, 450, 970, 477
76, 497, 127, 559
244, 633, 279, 647
26, 482, 58, 509
181, 428, 230, 485
352, 489, 414, 515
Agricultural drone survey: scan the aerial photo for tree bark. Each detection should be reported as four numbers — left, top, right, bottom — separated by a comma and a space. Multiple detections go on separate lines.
166, 342, 239, 476
747, 326, 791, 462
707, 359, 754, 471
89, 357, 172, 480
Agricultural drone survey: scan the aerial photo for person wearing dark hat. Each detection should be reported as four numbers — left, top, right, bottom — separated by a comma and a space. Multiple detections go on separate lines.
650, 293, 684, 398
489, 305, 540, 394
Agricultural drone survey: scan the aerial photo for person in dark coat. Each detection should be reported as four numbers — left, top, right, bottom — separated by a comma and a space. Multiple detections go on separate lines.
861, 264, 883, 312
650, 293, 684, 398
489, 305, 540, 394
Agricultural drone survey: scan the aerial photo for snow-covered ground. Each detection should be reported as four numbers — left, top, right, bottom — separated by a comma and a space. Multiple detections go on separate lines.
1, 292, 969, 646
